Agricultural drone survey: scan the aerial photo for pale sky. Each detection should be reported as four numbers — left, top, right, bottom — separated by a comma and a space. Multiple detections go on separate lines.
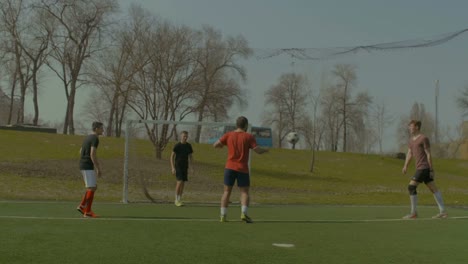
26, 0, 468, 151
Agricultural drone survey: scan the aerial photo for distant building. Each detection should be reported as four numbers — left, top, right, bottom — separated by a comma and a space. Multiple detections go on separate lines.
0, 88, 19, 125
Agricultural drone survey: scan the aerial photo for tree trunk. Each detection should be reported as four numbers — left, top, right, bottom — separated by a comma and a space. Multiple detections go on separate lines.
106, 93, 118, 137
17, 88, 25, 124
116, 99, 127, 138
195, 110, 204, 143
309, 148, 316, 173
68, 86, 76, 135
342, 84, 348, 152
7, 70, 17, 125
62, 102, 69, 134
32, 65, 39, 125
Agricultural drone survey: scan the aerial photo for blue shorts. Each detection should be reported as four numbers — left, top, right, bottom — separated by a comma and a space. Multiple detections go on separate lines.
224, 169, 250, 187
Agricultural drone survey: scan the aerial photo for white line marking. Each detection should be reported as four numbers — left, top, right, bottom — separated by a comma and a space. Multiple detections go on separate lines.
273, 243, 295, 248
0, 215, 217, 221
1, 215, 467, 222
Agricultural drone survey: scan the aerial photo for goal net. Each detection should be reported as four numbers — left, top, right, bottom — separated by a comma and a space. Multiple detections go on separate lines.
123, 119, 238, 204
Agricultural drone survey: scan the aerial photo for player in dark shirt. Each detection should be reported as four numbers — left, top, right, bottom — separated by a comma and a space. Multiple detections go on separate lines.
77, 121, 104, 218
170, 131, 193, 207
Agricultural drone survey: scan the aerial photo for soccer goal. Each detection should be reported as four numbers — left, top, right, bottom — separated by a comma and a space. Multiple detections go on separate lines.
122, 119, 238, 204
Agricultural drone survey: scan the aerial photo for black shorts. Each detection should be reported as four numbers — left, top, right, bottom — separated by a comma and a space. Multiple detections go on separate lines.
411, 169, 433, 184
224, 169, 250, 187
175, 167, 188, 182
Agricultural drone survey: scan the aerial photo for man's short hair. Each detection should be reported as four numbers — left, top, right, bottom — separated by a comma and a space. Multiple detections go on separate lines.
92, 122, 104, 131
181, 130, 188, 135
236, 116, 248, 130
408, 120, 421, 130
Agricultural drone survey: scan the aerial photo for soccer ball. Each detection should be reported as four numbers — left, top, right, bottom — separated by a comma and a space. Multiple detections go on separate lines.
286, 132, 299, 144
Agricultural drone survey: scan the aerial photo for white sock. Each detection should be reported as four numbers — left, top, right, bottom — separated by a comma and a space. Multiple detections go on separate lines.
433, 191, 446, 213
410, 195, 418, 215
176, 195, 181, 201
221, 207, 227, 216
241, 205, 248, 215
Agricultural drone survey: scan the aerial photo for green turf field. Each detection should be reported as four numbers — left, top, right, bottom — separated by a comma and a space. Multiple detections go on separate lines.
1, 202, 468, 264
2, 130, 468, 263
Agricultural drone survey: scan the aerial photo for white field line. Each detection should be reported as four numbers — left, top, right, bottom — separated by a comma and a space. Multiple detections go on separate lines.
0, 215, 467, 222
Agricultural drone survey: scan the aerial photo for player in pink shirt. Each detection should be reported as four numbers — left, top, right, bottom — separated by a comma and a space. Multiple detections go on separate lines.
402, 120, 447, 219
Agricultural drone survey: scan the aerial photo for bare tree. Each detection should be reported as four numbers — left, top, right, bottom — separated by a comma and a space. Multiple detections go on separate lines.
17, 5, 52, 125
332, 64, 357, 152
87, 4, 151, 137
0, 60, 19, 124
192, 25, 251, 143
37, 0, 119, 134
305, 73, 326, 173
126, 20, 199, 159
320, 84, 342, 151
264, 83, 288, 148
264, 73, 310, 149
456, 84, 468, 117
346, 91, 374, 153
0, 0, 33, 124
372, 100, 394, 154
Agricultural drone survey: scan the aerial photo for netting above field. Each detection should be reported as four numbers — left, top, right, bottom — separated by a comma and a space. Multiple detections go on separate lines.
254, 28, 468, 60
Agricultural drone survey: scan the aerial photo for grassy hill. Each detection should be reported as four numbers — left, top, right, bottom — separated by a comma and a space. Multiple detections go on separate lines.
2, 130, 468, 206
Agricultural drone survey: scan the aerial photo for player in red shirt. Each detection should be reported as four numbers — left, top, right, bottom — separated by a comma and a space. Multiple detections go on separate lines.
213, 116, 268, 223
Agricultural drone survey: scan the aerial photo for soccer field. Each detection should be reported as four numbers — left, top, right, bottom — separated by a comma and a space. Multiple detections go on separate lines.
1, 201, 468, 264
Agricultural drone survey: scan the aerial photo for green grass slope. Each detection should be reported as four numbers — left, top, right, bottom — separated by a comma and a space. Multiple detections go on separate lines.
2, 130, 468, 205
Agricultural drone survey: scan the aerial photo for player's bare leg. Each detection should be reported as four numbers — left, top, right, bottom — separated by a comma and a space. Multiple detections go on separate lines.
240, 187, 252, 223
403, 180, 419, 219
175, 181, 185, 206
220, 185, 232, 222
426, 181, 447, 218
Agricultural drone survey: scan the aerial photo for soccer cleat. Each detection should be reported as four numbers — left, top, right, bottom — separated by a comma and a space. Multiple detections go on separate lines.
77, 206, 86, 214
241, 213, 253, 223
432, 212, 448, 219
175, 201, 184, 207
402, 213, 417, 219
83, 211, 98, 218
220, 215, 227, 222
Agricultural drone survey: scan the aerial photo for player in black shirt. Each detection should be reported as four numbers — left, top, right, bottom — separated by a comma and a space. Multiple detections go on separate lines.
170, 131, 194, 206
77, 121, 104, 218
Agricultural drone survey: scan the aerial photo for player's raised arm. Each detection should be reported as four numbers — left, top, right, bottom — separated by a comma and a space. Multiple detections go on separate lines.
213, 139, 224, 148
253, 146, 268, 154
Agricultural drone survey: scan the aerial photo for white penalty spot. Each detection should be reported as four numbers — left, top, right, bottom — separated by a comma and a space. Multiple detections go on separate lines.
272, 243, 295, 248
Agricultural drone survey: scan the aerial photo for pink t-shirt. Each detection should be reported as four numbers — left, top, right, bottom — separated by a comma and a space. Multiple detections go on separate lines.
408, 134, 430, 170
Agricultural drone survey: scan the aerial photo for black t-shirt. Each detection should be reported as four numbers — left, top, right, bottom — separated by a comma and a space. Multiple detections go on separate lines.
173, 142, 193, 168
79, 134, 99, 170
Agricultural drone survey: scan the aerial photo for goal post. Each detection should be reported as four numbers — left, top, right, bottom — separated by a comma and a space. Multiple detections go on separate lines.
122, 119, 250, 204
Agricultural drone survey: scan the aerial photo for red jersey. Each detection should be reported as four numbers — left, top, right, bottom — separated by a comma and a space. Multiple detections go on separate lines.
219, 131, 258, 173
